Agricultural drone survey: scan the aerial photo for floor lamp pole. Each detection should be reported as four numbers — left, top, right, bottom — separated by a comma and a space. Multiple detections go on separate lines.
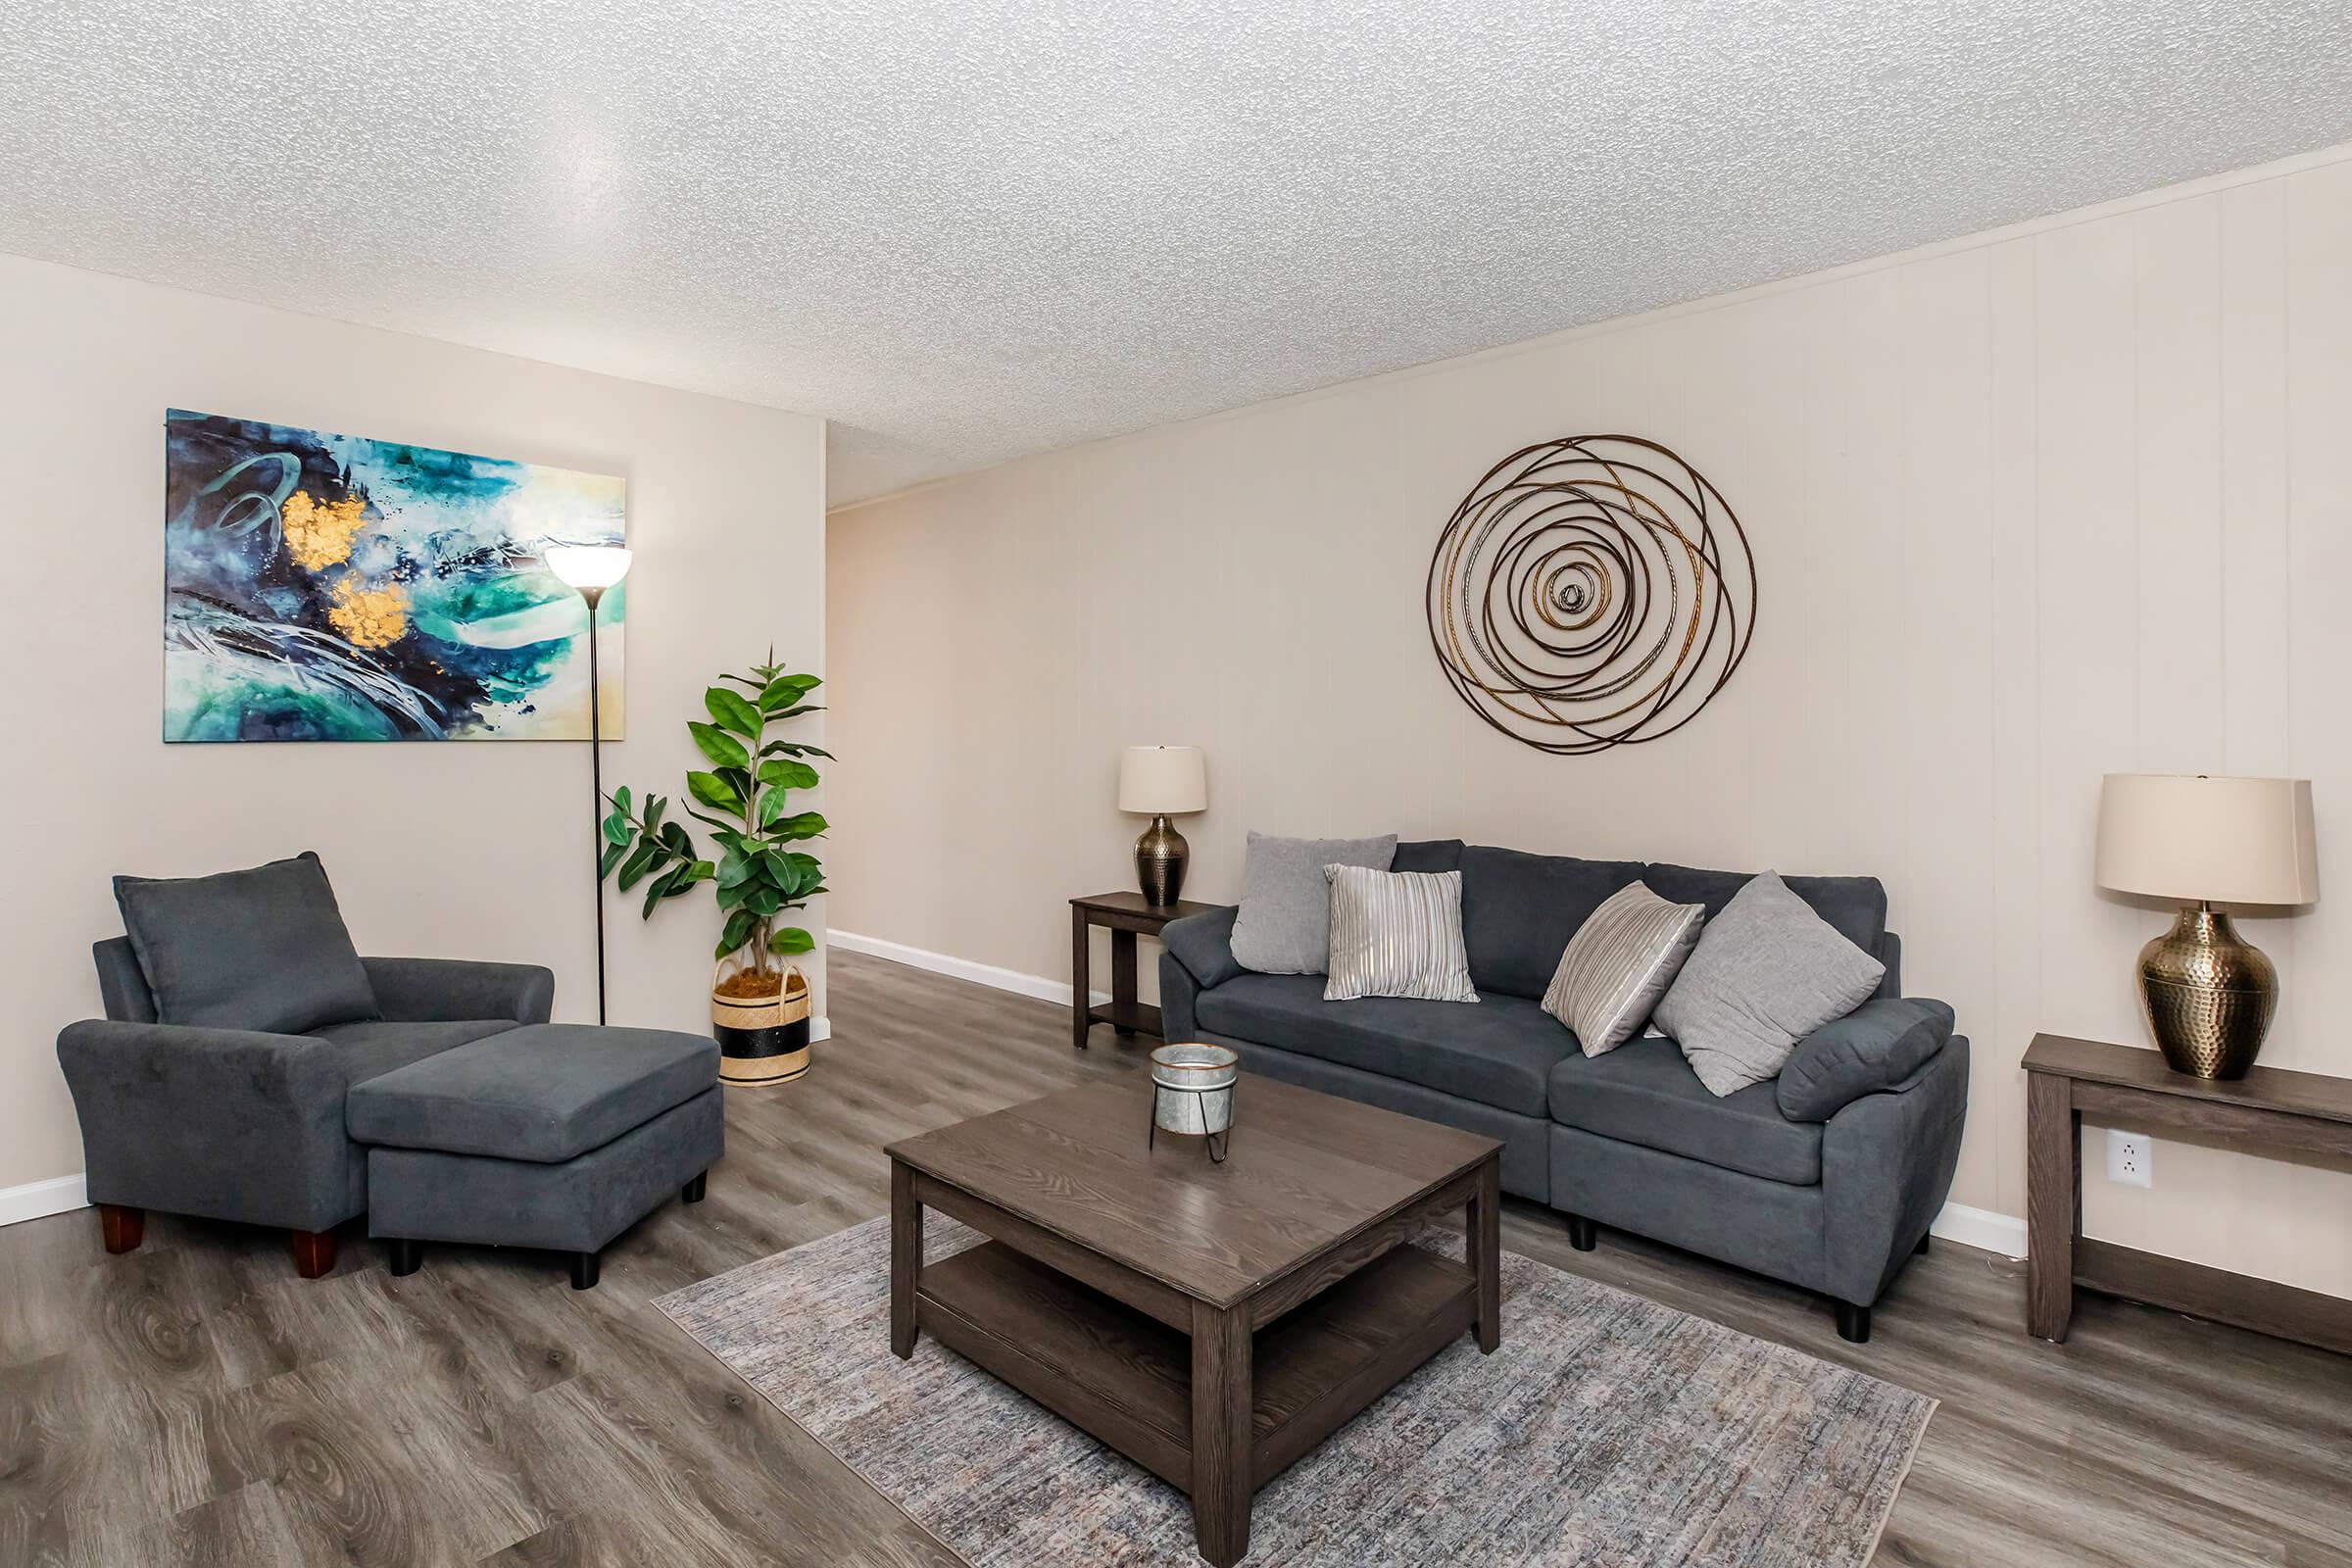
581, 584, 609, 1026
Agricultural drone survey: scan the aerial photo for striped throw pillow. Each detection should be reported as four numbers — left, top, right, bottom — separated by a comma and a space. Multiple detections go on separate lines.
1543, 881, 1705, 1055
1322, 865, 1479, 1004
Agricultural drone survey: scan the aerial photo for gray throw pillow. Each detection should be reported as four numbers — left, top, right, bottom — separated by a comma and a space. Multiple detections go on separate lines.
1653, 871, 1885, 1098
1542, 881, 1704, 1056
114, 851, 380, 1034
1322, 866, 1478, 1003
1228, 831, 1396, 974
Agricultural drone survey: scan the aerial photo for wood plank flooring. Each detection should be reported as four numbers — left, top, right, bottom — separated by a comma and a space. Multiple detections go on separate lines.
4, 948, 2348, 1566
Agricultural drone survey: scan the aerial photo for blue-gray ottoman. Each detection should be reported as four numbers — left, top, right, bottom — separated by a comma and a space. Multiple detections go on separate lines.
347, 1022, 723, 1288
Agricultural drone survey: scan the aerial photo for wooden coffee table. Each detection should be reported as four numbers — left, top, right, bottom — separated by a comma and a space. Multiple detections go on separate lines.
885, 1073, 1502, 1567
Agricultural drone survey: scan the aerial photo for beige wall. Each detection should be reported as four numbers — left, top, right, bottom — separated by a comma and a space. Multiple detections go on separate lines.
0, 253, 825, 1200
829, 144, 2352, 1298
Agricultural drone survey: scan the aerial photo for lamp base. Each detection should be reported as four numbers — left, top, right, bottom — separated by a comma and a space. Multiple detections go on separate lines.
1135, 815, 1189, 907
2136, 905, 2276, 1080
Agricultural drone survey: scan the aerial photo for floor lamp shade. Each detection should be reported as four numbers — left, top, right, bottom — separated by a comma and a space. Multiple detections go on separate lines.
1119, 747, 1205, 906
547, 545, 634, 591
2094, 774, 2319, 1080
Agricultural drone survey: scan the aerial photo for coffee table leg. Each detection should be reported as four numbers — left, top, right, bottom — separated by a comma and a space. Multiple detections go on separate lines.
1471, 1154, 1501, 1353
891, 1158, 922, 1358
1190, 1299, 1252, 1568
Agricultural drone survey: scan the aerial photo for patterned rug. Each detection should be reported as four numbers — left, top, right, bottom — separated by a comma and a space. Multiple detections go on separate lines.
656, 1217, 1933, 1567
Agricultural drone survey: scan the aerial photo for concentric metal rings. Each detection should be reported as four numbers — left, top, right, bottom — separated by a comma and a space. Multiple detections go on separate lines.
1426, 435, 1755, 755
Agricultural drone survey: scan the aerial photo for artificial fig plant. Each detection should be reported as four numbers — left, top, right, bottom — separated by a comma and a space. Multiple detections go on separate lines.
599, 653, 829, 992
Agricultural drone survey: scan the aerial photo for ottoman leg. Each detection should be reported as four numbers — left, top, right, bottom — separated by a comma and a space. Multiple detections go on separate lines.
683, 1171, 708, 1203
568, 1250, 602, 1290
387, 1239, 422, 1277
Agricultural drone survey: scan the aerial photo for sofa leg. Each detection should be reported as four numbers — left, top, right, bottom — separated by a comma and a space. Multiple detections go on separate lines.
1834, 1300, 1872, 1344
682, 1171, 709, 1203
386, 1239, 422, 1277
568, 1250, 601, 1291
1915, 1232, 1932, 1256
1563, 1214, 1598, 1252
289, 1228, 338, 1280
97, 1203, 144, 1254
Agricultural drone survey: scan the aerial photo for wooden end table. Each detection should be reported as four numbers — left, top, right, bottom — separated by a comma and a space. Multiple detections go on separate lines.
2024, 1032, 2352, 1355
886, 1074, 1502, 1568
1070, 890, 1214, 1050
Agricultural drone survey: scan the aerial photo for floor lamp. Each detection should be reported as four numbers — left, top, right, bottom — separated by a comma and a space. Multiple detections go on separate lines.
547, 545, 633, 1025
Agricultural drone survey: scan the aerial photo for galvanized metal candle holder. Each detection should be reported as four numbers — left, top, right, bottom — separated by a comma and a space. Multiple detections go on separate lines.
1149, 1043, 1237, 1161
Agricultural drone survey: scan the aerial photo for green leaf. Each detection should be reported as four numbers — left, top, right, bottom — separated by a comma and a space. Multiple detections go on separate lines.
612, 784, 632, 813
767, 810, 829, 841
659, 821, 694, 858
598, 840, 630, 880
758, 787, 796, 828
758, 674, 821, 712
715, 672, 765, 690
686, 771, 744, 814
687, 721, 749, 770
716, 766, 753, 805
615, 839, 662, 892
759, 740, 834, 761
714, 878, 747, 911
682, 806, 740, 840
716, 907, 759, 959
643, 796, 666, 835
705, 686, 760, 740
645, 864, 691, 919
745, 884, 783, 917
758, 759, 819, 791
764, 704, 825, 723
768, 926, 815, 955
602, 810, 632, 847
714, 848, 754, 888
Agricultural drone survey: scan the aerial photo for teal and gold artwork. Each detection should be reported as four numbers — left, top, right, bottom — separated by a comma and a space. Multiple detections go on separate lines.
164, 410, 626, 741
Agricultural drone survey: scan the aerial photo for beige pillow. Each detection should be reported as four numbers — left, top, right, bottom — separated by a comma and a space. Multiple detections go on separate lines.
1322, 865, 1479, 1004
1542, 881, 1705, 1055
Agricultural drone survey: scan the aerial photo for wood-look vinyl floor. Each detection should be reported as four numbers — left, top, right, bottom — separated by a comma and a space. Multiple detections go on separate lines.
4, 948, 2348, 1566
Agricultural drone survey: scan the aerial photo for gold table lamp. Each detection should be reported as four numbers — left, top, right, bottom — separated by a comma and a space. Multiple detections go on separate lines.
2094, 774, 2319, 1079
1118, 746, 1206, 907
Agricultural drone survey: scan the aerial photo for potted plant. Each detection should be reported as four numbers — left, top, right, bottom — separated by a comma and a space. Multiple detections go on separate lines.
599, 653, 829, 1084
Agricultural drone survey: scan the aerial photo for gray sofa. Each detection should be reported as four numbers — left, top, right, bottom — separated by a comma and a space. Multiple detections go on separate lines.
1158, 841, 1969, 1342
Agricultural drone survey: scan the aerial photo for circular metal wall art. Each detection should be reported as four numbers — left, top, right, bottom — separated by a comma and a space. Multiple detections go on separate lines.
1426, 434, 1756, 755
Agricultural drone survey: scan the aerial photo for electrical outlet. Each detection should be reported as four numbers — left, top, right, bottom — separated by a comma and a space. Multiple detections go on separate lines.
2105, 1129, 2154, 1188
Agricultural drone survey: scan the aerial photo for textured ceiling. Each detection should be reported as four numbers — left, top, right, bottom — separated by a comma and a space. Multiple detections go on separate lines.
5, 2, 2349, 505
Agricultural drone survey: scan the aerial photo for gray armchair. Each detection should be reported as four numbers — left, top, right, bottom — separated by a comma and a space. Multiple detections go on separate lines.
59, 938, 552, 1276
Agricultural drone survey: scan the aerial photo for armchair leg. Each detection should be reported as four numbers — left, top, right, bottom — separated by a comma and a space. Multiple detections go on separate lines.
1834, 1300, 1872, 1344
682, 1171, 708, 1203
568, 1250, 601, 1290
386, 1239, 423, 1277
97, 1204, 144, 1254
1563, 1214, 1598, 1252
289, 1228, 338, 1280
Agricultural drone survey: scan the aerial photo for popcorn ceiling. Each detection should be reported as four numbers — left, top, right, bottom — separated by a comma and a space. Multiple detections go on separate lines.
3, 0, 2346, 503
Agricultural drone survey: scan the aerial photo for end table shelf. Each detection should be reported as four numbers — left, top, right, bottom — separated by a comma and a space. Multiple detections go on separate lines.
1070, 891, 1214, 1050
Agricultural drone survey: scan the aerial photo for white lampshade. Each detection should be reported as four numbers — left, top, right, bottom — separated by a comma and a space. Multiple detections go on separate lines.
546, 545, 633, 590
1118, 746, 1206, 814
2095, 774, 2320, 906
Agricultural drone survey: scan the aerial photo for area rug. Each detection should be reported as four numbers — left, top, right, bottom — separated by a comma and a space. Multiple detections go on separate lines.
656, 1217, 1933, 1567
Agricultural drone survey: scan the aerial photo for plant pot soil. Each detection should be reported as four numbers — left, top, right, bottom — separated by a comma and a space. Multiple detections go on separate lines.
712, 963, 810, 1085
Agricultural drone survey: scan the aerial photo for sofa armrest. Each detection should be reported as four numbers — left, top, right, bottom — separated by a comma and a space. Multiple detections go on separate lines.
1818, 1034, 1970, 1306
1161, 906, 1243, 990
56, 1019, 360, 1231
362, 956, 554, 1024
1777, 997, 1955, 1122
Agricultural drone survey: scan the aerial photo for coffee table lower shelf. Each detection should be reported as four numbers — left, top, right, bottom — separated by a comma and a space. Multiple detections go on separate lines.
914, 1238, 1476, 1496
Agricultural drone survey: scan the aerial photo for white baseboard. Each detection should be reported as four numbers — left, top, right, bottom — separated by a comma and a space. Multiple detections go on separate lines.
0, 1173, 88, 1229
810, 1014, 832, 1044
829, 928, 2030, 1260
1931, 1200, 2027, 1259
829, 929, 1109, 1007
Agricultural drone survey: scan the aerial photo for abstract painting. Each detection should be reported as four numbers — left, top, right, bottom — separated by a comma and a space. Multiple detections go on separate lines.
164, 409, 626, 741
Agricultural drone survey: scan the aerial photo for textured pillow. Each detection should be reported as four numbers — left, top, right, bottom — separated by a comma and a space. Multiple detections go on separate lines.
114, 851, 379, 1035
1777, 998, 1956, 1121
1322, 866, 1478, 1004
1228, 831, 1396, 974
1542, 881, 1705, 1056
1653, 871, 1886, 1098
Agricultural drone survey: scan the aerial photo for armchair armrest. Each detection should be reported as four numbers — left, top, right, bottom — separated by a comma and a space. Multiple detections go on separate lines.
56, 1019, 359, 1231
1777, 998, 1955, 1122
1161, 906, 1243, 990
362, 956, 554, 1025
1819, 1033, 1969, 1306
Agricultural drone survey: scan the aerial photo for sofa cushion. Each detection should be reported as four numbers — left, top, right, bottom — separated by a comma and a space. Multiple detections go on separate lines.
1393, 839, 1467, 873
1548, 1037, 1823, 1185
1543, 881, 1704, 1056
1194, 973, 1572, 1116
1640, 861, 1888, 959
315, 1017, 528, 1088
1229, 831, 1397, 975
1458, 847, 1646, 1001
114, 852, 379, 1035
346, 1023, 718, 1163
